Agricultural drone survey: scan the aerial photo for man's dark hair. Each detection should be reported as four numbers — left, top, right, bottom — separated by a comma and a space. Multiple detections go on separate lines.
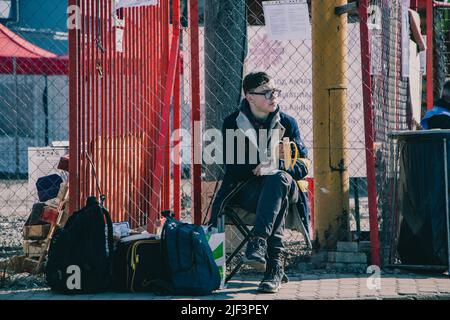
442, 79, 450, 100
243, 72, 271, 94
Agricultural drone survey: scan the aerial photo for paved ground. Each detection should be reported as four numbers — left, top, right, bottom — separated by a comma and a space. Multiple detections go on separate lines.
1, 271, 450, 300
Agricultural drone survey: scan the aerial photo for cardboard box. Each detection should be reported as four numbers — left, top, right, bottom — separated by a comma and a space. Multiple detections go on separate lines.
23, 224, 51, 240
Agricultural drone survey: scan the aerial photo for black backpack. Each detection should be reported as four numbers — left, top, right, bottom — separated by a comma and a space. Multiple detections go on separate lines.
45, 196, 114, 294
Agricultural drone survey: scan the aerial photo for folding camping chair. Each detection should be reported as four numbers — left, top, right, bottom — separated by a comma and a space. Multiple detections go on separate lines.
215, 187, 312, 283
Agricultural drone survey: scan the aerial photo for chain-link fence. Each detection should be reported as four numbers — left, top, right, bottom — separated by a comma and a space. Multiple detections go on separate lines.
0, 0, 418, 289
0, 1, 69, 261
380, 1, 450, 266
178, 0, 409, 268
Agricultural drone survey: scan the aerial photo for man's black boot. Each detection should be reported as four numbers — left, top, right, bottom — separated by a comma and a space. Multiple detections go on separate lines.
242, 237, 267, 271
257, 260, 288, 293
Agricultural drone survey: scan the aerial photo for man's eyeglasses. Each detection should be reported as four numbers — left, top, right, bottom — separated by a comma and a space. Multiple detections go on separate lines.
249, 89, 281, 100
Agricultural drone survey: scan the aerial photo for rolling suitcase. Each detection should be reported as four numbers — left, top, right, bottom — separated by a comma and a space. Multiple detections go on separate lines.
112, 236, 163, 292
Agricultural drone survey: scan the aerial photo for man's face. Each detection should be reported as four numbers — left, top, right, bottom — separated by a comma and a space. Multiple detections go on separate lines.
245, 80, 279, 114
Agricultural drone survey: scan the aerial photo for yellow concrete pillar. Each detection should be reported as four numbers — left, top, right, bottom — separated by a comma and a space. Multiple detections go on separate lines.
312, 0, 351, 250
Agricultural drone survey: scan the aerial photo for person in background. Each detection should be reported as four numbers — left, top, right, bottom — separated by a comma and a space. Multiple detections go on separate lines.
421, 80, 450, 129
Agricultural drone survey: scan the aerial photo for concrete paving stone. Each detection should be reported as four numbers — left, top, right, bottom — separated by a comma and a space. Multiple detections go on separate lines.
318, 293, 338, 299
380, 279, 397, 285
338, 286, 358, 291
318, 289, 339, 294
301, 279, 320, 285
379, 288, 398, 295
398, 290, 418, 295
274, 295, 298, 300
295, 291, 314, 296
279, 287, 299, 294
338, 289, 359, 295
301, 283, 319, 287
418, 287, 439, 293
300, 285, 320, 290
339, 279, 360, 284
398, 285, 418, 291
338, 293, 359, 299
318, 287, 339, 291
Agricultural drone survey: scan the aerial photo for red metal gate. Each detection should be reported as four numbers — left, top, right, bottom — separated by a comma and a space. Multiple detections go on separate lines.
69, 0, 180, 232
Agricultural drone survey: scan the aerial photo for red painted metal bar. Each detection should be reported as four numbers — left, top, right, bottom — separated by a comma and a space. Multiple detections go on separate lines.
143, 7, 149, 225
173, 1, 181, 220
117, 8, 124, 223
130, 7, 137, 227
92, 0, 99, 201
163, 0, 171, 214
190, 0, 202, 225
427, 0, 434, 110
69, 0, 80, 213
79, 0, 86, 208
149, 10, 180, 230
100, 0, 107, 206
173, 52, 181, 220
149, 7, 156, 228
359, 0, 381, 267
103, 0, 111, 212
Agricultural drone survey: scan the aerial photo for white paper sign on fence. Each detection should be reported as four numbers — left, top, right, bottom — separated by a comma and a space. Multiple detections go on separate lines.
262, 0, 311, 41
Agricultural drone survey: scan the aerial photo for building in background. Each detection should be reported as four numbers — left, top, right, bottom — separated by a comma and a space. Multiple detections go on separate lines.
0, 0, 68, 177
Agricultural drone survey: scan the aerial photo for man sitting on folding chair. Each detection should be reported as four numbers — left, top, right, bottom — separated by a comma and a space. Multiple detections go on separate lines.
209, 72, 311, 293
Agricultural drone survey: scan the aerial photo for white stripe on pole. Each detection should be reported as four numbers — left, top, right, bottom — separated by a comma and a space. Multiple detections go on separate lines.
115, 0, 158, 10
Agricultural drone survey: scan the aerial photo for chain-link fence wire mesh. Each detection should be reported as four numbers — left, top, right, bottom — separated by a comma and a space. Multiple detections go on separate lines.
0, 0, 414, 285
72, 0, 171, 234
374, 0, 421, 265
380, 3, 450, 266
0, 1, 69, 263
0, 0, 172, 289
433, 6, 449, 99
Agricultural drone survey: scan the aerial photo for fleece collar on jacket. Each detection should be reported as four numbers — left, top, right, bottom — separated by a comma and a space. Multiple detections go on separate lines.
235, 99, 285, 148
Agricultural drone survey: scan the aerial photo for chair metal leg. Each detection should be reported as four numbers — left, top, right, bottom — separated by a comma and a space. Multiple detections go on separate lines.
224, 209, 255, 283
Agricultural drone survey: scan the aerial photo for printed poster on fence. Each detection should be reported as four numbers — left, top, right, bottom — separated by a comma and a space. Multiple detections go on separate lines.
262, 0, 311, 41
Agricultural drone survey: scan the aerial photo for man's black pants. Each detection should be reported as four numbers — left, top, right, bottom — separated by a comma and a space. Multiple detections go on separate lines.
230, 171, 299, 260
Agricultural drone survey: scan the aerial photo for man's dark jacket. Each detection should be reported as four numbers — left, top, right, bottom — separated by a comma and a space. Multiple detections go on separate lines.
209, 99, 311, 238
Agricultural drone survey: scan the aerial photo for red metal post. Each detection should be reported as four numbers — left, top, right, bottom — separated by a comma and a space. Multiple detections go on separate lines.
69, 0, 80, 213
149, 9, 180, 229
173, 1, 182, 220
163, 0, 171, 212
427, 0, 434, 110
359, 0, 381, 267
190, 0, 202, 225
